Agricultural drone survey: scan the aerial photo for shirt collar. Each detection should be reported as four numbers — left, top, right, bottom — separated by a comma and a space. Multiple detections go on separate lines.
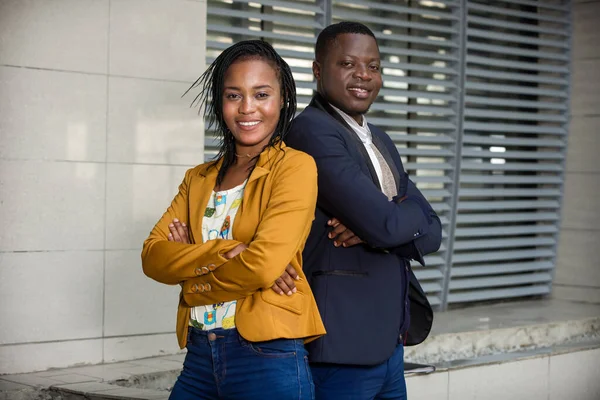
329, 103, 371, 143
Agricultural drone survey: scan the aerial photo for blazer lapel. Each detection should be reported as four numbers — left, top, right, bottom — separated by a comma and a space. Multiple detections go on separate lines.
188, 164, 218, 244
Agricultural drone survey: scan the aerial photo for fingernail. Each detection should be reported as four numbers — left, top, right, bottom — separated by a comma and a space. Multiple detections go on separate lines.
295, 276, 300, 280
328, 233, 333, 239
279, 291, 284, 296
169, 224, 174, 228
287, 291, 292, 296
182, 223, 186, 227
343, 243, 347, 247
327, 220, 332, 225
173, 218, 179, 222
168, 233, 173, 237
292, 288, 297, 293
334, 241, 339, 247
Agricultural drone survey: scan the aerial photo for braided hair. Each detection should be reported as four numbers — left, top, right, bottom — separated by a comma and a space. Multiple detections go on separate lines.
184, 40, 297, 185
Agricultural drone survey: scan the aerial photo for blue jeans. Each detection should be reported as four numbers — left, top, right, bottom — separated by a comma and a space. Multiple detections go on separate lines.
310, 344, 407, 400
169, 327, 314, 400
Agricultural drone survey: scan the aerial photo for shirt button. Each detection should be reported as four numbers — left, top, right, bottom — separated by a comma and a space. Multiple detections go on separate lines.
208, 332, 217, 341
194, 267, 203, 276
205, 283, 212, 292
207, 264, 216, 271
201, 266, 210, 274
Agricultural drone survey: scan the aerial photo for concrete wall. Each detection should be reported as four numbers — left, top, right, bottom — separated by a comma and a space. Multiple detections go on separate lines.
554, 0, 600, 304
0, 0, 207, 374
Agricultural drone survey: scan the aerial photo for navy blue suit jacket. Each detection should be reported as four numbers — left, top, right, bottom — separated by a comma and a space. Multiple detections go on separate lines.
285, 95, 441, 365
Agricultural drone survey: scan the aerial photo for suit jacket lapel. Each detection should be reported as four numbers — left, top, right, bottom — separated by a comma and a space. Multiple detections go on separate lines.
309, 94, 382, 190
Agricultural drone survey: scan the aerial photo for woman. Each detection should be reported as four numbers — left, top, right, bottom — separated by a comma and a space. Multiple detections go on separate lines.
141, 40, 325, 400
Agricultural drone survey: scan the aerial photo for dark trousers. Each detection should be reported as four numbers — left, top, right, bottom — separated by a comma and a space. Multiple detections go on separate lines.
170, 327, 314, 400
310, 344, 407, 400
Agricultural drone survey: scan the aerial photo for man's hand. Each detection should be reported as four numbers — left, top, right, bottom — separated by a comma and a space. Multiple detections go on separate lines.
328, 218, 364, 247
168, 218, 191, 244
271, 264, 299, 296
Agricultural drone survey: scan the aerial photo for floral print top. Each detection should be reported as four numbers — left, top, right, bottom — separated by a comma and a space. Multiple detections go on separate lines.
189, 180, 246, 330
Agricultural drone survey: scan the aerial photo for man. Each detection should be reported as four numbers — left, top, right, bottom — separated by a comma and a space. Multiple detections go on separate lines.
285, 22, 442, 399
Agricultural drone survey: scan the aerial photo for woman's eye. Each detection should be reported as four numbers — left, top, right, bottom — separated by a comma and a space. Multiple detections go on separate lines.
256, 92, 269, 99
225, 93, 240, 100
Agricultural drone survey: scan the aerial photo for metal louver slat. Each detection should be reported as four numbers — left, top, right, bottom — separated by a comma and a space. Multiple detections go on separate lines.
465, 95, 567, 111
452, 249, 555, 264
207, 7, 322, 28
457, 212, 559, 223
459, 175, 563, 184
447, 286, 551, 303
451, 261, 555, 277
460, 162, 563, 172
468, 2, 568, 23
455, 225, 558, 237
449, 273, 553, 290
340, 0, 460, 19
462, 134, 565, 146
382, 61, 456, 74
466, 55, 568, 73
468, 15, 567, 36
207, 24, 317, 44
458, 200, 561, 210
464, 82, 567, 97
458, 188, 561, 197
463, 122, 566, 135
499, 0, 567, 11
467, 42, 568, 61
453, 237, 557, 251
463, 111, 567, 123
467, 28, 568, 49
225, 0, 323, 12
334, 10, 457, 34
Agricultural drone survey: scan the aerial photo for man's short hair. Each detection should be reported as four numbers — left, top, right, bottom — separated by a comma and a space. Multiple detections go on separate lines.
315, 21, 377, 62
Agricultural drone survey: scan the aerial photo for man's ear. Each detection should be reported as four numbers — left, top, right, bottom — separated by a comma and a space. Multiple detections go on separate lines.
312, 60, 321, 81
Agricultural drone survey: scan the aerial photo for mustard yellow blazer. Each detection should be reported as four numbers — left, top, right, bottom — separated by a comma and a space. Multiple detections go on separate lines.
141, 143, 326, 349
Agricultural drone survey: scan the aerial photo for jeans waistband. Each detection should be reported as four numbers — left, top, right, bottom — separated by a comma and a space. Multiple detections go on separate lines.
188, 326, 241, 344
187, 326, 305, 347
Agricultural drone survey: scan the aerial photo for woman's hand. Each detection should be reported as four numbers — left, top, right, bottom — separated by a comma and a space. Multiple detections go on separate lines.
168, 219, 191, 244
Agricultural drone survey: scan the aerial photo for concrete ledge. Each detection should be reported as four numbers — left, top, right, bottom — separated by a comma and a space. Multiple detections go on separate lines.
405, 316, 600, 365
